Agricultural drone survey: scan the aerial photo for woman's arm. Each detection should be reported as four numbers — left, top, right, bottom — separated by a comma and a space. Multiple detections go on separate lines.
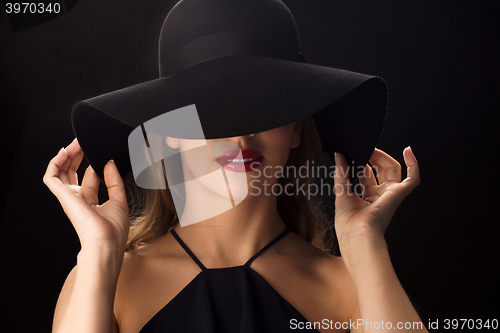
343, 234, 426, 332
334, 148, 428, 333
44, 139, 129, 333
52, 245, 122, 333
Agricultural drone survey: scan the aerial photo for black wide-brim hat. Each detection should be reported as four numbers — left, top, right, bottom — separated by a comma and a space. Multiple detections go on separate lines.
72, 0, 387, 182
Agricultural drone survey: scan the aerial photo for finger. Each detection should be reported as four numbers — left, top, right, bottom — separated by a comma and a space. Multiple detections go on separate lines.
43, 147, 68, 193
58, 169, 70, 185
58, 153, 73, 175
400, 146, 420, 192
369, 148, 402, 184
80, 165, 100, 206
103, 160, 127, 205
371, 146, 421, 214
65, 137, 80, 150
58, 139, 82, 184
358, 164, 378, 188
358, 164, 379, 202
67, 149, 84, 185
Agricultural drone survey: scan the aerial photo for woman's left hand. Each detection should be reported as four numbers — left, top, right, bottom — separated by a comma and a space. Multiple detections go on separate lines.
333, 147, 420, 247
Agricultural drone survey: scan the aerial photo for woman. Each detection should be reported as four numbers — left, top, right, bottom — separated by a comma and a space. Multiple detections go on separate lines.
44, 0, 428, 332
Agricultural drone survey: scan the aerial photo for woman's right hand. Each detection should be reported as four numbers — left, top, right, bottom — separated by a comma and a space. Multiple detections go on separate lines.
43, 138, 130, 251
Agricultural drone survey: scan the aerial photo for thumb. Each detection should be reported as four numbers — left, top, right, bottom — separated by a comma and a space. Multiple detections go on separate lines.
103, 160, 127, 205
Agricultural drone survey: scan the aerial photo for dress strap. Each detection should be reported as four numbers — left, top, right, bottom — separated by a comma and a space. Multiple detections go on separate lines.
244, 227, 291, 267
170, 227, 291, 270
170, 229, 207, 271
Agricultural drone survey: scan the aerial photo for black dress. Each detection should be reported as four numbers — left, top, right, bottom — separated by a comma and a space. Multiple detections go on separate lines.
139, 227, 320, 332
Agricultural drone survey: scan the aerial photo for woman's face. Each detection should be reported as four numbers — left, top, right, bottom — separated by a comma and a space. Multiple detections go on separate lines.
166, 122, 301, 204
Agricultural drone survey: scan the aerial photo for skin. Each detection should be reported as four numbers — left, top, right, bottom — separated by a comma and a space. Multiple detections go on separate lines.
44, 121, 427, 333
165, 123, 299, 226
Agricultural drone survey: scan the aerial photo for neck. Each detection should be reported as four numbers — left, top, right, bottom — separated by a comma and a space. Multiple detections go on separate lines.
172, 192, 287, 268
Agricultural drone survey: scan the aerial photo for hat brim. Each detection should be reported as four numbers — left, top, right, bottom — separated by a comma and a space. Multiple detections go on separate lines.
72, 55, 387, 181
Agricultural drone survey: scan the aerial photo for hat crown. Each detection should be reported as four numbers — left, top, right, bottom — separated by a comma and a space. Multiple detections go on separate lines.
159, 0, 302, 77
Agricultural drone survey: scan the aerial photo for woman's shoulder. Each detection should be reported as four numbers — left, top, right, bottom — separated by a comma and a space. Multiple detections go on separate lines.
114, 231, 201, 333
276, 229, 350, 275
120, 229, 199, 268
117, 229, 202, 291
253, 230, 358, 323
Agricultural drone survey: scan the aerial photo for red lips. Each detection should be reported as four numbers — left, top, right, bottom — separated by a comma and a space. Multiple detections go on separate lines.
215, 149, 264, 172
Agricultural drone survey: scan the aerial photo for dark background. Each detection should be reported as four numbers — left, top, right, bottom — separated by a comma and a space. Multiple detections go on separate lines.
1, 0, 498, 331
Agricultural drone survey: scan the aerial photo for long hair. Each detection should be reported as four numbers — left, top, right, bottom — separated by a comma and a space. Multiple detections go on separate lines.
125, 115, 335, 253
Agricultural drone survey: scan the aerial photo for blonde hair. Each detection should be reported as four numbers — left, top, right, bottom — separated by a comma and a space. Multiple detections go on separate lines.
124, 115, 335, 253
